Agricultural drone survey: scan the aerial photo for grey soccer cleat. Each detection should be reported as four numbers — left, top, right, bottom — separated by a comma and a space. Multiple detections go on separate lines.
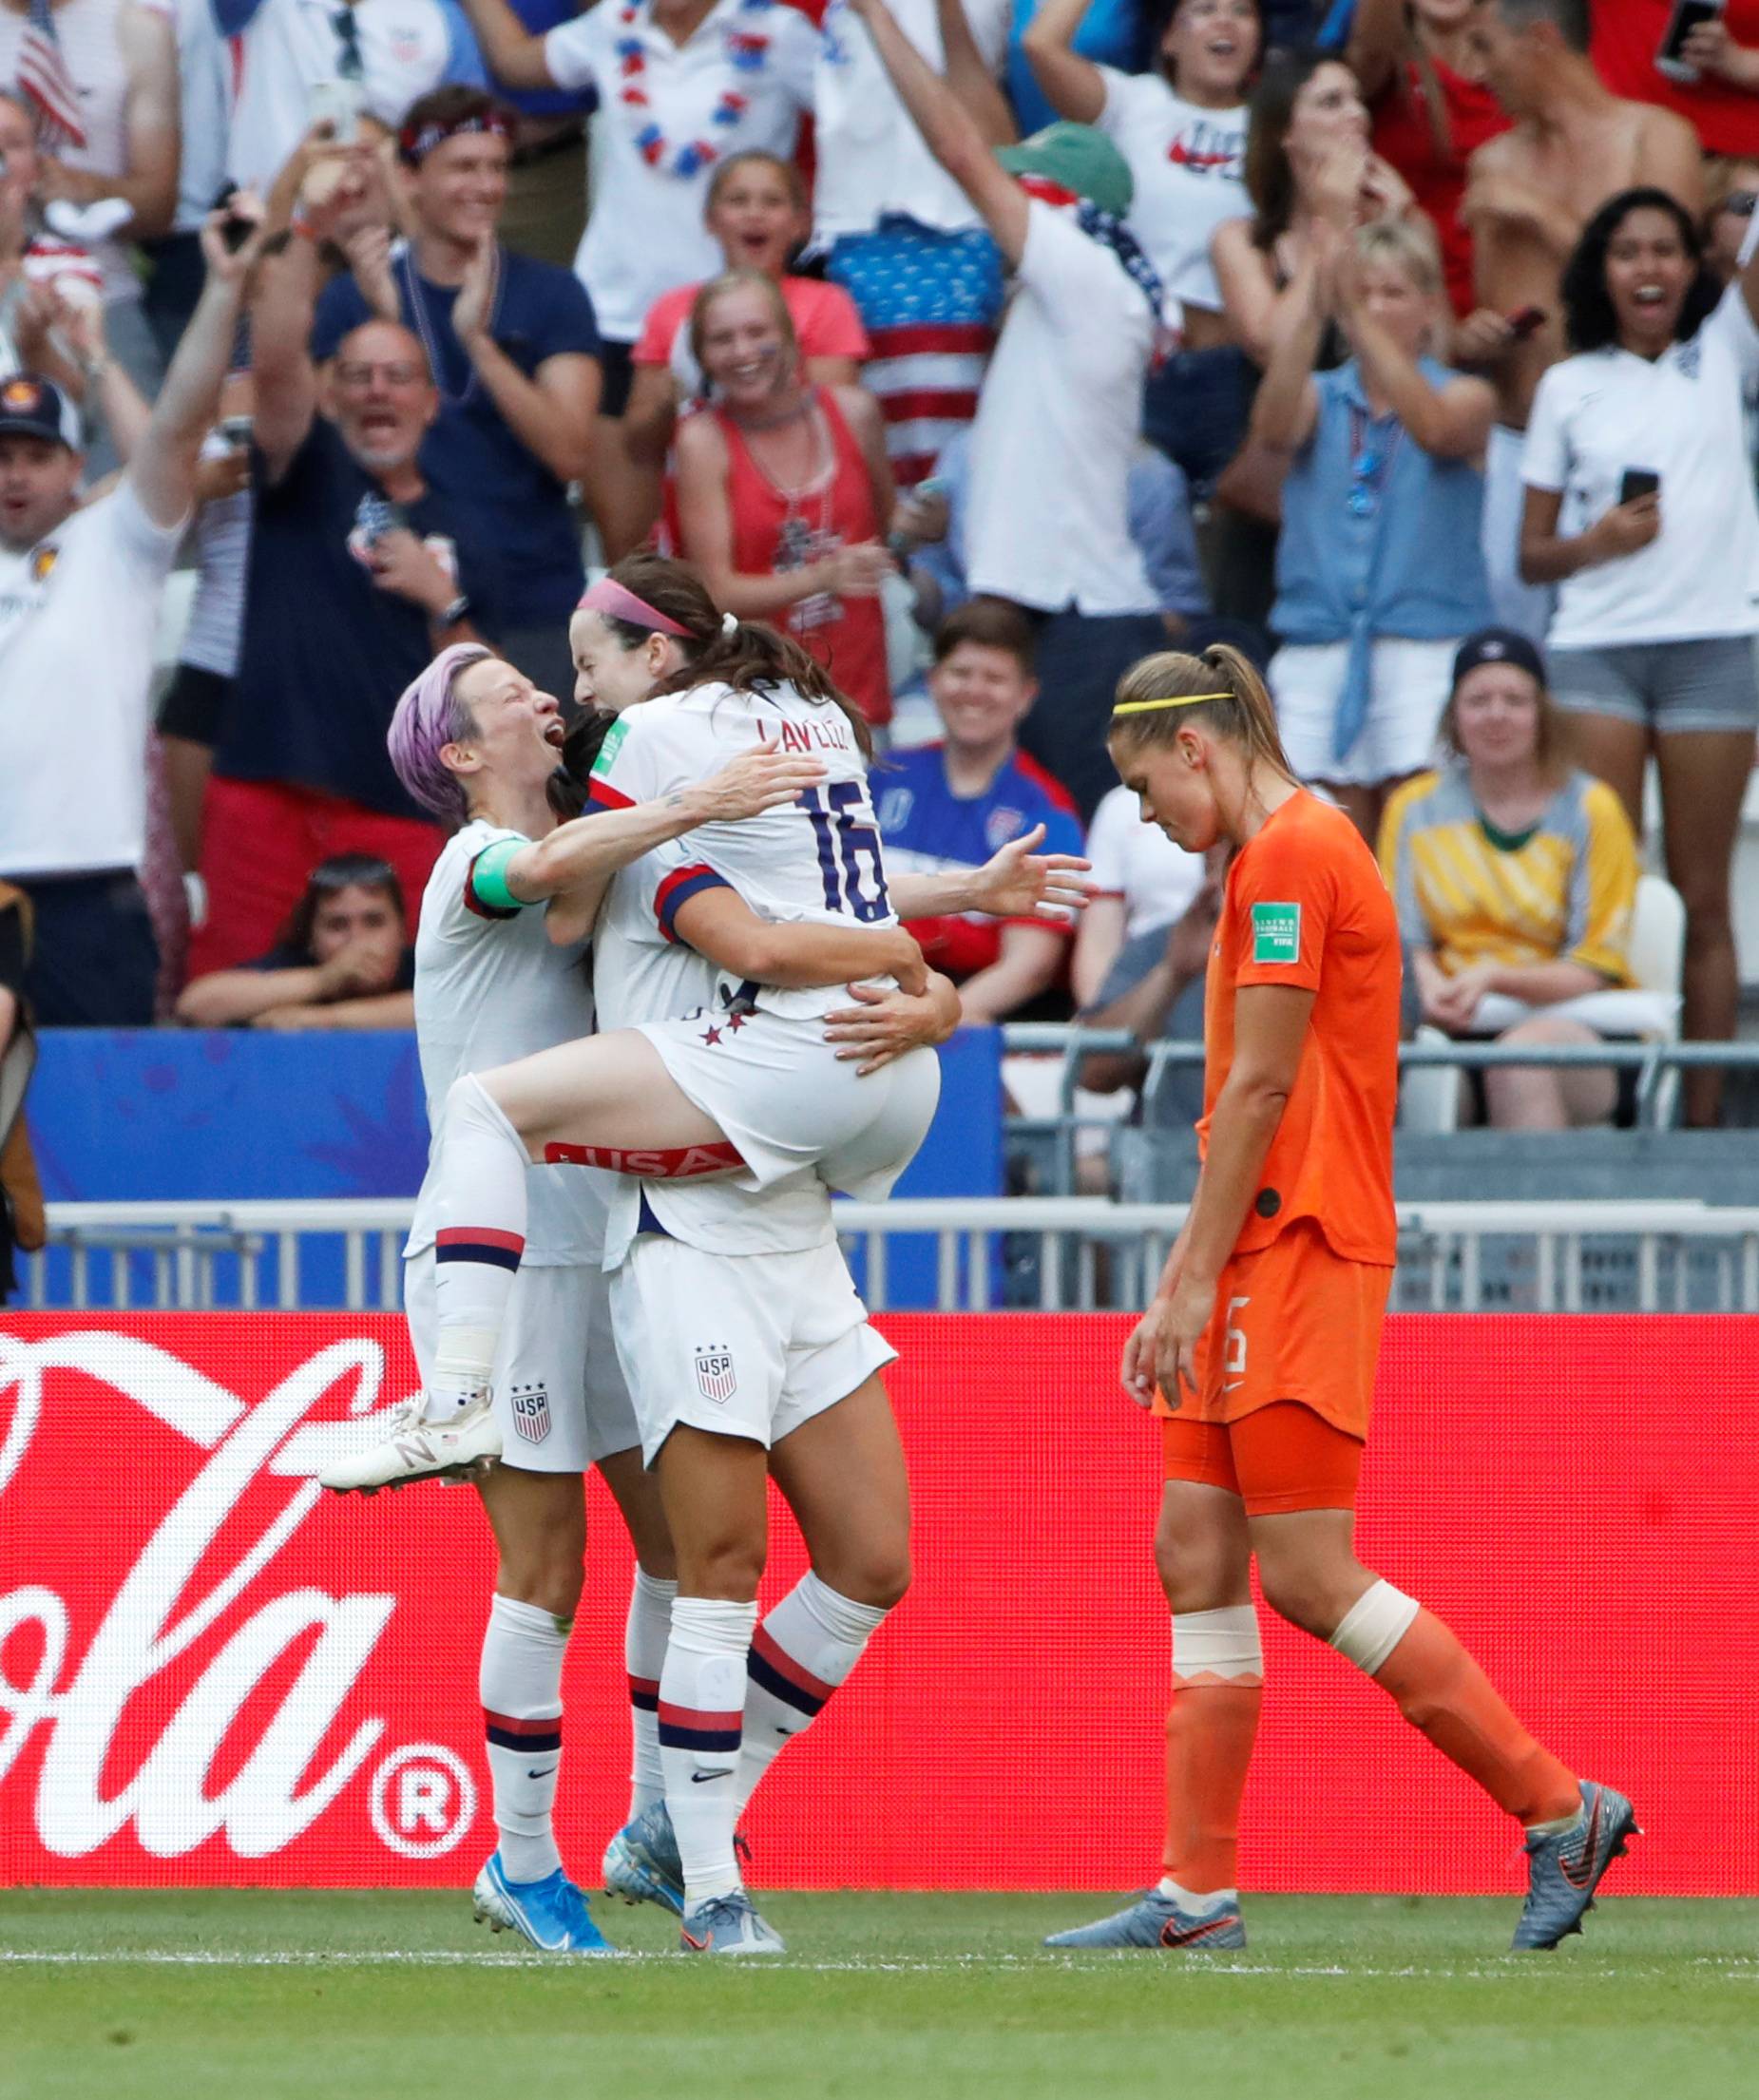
602, 1801, 685, 1917
319, 1394, 501, 1493
1511, 1781, 1639, 1951
679, 1891, 786, 1956
1045, 1890, 1246, 1951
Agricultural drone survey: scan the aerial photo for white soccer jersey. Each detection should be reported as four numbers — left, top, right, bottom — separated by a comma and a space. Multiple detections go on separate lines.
407, 819, 607, 1268
587, 680, 897, 1021
590, 826, 841, 1267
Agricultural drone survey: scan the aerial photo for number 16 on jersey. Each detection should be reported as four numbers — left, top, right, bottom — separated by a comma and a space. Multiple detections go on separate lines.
798, 782, 891, 924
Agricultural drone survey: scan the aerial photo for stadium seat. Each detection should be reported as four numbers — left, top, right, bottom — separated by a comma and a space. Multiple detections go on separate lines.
1397, 875, 1687, 1136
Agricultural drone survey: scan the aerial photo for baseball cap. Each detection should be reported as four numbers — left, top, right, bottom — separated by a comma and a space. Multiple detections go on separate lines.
0, 374, 81, 450
995, 122, 1133, 220
1451, 626, 1546, 692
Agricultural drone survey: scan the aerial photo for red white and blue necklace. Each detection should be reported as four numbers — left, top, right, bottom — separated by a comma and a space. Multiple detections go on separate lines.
616, 0, 776, 179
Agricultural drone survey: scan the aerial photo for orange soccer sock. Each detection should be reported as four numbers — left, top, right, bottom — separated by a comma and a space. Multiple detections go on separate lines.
1162, 1607, 1264, 1895
1333, 1585, 1579, 1825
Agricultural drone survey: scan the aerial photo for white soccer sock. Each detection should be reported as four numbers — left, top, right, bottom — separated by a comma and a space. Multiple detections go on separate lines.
736, 1573, 890, 1816
1156, 1878, 1236, 1913
428, 1076, 529, 1421
479, 1593, 569, 1885
660, 1594, 757, 1908
624, 1566, 676, 1820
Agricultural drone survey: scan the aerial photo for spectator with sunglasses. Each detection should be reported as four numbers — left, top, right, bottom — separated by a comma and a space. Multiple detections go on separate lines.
185, 172, 500, 982
177, 853, 416, 1029
1706, 159, 1759, 284
218, 0, 488, 196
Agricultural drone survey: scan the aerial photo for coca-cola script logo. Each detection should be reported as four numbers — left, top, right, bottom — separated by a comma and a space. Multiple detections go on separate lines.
0, 1325, 477, 1872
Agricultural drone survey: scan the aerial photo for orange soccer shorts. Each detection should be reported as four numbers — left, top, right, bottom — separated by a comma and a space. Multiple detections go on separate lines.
1155, 1217, 1392, 1515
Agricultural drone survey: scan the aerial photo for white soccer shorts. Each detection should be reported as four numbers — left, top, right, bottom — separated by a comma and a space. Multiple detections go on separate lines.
634, 1007, 941, 1197
404, 1249, 640, 1472
608, 1234, 897, 1465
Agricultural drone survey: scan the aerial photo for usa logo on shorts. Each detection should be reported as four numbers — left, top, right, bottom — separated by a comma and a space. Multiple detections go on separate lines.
509, 1382, 551, 1444
694, 1346, 737, 1404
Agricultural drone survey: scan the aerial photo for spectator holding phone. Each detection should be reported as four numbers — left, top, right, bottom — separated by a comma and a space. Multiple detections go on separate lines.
186, 180, 500, 980
1519, 186, 1759, 1126
1592, 2, 1759, 160
177, 853, 416, 1029
315, 86, 601, 701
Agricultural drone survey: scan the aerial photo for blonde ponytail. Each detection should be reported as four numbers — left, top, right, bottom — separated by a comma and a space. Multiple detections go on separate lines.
1107, 644, 1295, 784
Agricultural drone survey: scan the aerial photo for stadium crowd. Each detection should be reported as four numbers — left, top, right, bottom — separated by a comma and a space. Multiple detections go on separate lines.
4, 0, 1759, 1130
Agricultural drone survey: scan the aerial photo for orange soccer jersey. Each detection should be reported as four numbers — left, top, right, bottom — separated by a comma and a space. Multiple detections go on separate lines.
1156, 792, 1403, 1440
1198, 791, 1401, 1266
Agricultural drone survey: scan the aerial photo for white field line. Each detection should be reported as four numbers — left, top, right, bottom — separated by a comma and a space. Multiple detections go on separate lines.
1, 1948, 1755, 1978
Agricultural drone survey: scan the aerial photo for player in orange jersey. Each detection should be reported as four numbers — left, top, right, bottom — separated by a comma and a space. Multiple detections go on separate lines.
1047, 644, 1635, 1955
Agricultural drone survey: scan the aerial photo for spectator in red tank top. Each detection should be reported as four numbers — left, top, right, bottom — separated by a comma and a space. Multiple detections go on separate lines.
673, 268, 896, 728
1592, 1, 1759, 159
1347, 0, 1512, 315
626, 150, 871, 559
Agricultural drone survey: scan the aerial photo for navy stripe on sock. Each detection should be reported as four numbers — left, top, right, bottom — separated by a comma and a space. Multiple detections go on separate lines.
747, 1644, 828, 1720
487, 1722, 562, 1753
657, 1720, 741, 1754
436, 1240, 523, 1272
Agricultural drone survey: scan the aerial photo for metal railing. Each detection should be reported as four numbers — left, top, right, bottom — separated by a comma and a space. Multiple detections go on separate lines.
25, 1194, 1759, 1314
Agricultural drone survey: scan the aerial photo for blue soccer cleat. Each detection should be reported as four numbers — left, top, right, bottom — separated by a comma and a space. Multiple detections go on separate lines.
1045, 1890, 1246, 1951
1511, 1780, 1638, 1951
679, 1891, 786, 1956
472, 1853, 613, 1954
602, 1801, 686, 1918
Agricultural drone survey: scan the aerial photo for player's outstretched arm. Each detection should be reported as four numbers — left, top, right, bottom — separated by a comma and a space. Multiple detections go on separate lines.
889, 824, 1093, 925
673, 888, 928, 997
516, 747, 827, 907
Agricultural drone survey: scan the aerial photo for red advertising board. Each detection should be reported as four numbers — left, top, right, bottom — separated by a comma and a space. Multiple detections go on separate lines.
2, 1313, 1753, 1894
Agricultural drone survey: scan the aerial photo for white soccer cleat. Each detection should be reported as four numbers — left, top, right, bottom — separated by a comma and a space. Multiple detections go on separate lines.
319, 1394, 502, 1493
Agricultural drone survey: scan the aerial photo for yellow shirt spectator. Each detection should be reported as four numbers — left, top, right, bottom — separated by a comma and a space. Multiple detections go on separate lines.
1378, 763, 1637, 988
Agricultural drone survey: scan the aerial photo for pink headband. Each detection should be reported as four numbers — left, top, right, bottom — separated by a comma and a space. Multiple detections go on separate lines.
576, 576, 692, 639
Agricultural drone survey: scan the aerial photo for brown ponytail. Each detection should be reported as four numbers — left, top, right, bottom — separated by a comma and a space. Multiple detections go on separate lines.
1107, 643, 1296, 784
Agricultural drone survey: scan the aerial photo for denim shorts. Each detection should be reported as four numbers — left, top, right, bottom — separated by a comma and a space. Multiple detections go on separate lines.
1548, 637, 1759, 735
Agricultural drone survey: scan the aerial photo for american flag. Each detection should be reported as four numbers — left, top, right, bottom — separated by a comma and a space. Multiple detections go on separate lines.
16, 0, 86, 154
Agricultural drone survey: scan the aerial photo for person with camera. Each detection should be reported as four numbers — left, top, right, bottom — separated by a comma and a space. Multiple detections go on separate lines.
186, 176, 499, 980
0, 200, 265, 1026
1519, 185, 1759, 1127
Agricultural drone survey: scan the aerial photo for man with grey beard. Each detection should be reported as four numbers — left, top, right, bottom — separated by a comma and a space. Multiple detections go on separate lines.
188, 181, 502, 980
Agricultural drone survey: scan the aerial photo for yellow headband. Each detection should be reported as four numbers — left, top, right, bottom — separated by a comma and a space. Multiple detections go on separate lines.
1110, 692, 1233, 717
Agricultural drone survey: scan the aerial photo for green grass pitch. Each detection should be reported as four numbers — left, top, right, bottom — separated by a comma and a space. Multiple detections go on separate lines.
3, 1890, 1754, 2100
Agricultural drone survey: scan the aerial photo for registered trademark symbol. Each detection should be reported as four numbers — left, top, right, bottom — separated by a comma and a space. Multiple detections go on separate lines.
368, 1744, 476, 1860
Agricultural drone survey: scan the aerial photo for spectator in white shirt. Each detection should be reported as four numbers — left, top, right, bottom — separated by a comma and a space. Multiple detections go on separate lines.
218, 0, 488, 197
1023, 0, 1261, 490
453, 0, 817, 555
850, 0, 1169, 818
1070, 776, 1206, 1006
0, 202, 267, 1024
1520, 186, 1759, 1127
0, 0, 180, 393
141, 0, 232, 360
